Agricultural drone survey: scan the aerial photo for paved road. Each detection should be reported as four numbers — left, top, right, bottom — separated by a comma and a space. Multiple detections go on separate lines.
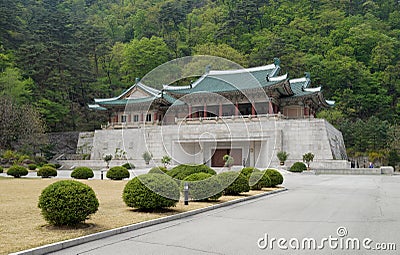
49, 173, 400, 255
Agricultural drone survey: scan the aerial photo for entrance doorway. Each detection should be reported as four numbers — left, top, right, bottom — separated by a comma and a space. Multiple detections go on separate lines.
211, 148, 242, 167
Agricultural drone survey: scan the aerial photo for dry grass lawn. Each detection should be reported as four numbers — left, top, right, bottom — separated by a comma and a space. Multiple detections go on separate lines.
0, 177, 278, 254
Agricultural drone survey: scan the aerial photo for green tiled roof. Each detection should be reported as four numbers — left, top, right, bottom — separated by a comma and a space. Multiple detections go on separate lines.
98, 97, 156, 106
166, 70, 284, 94
289, 78, 314, 98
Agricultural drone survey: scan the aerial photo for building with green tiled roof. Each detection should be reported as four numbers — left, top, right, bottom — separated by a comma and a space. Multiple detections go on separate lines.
85, 59, 347, 169
90, 59, 334, 129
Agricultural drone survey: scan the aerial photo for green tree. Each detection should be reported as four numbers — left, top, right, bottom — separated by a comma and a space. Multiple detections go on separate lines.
121, 36, 171, 83
0, 68, 33, 104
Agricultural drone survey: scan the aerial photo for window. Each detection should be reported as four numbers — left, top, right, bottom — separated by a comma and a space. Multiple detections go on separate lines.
121, 115, 127, 123
146, 114, 152, 122
133, 115, 139, 122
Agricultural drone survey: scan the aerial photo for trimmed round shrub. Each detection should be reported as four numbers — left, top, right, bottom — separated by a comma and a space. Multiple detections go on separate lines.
106, 166, 130, 180
37, 166, 58, 178
249, 171, 271, 190
28, 164, 37, 170
122, 162, 135, 169
148, 166, 168, 174
123, 173, 179, 210
240, 167, 261, 178
290, 162, 307, 172
54, 163, 62, 169
71, 167, 94, 179
44, 163, 57, 169
217, 172, 250, 195
182, 173, 222, 201
264, 169, 284, 186
7, 165, 28, 178
38, 180, 99, 226
0, 166, 3, 173
167, 164, 216, 180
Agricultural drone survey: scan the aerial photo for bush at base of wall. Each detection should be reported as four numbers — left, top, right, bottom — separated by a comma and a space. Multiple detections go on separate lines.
106, 166, 130, 180
37, 166, 57, 178
71, 167, 94, 179
7, 165, 28, 178
289, 162, 307, 172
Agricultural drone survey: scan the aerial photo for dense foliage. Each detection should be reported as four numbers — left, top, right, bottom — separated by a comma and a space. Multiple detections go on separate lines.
0, 0, 400, 165
182, 172, 222, 201
123, 173, 179, 209
148, 166, 168, 174
28, 164, 37, 170
264, 169, 284, 187
106, 166, 130, 180
71, 167, 94, 179
6, 165, 28, 178
240, 167, 261, 177
38, 180, 99, 226
290, 162, 307, 172
217, 171, 250, 195
37, 166, 57, 178
249, 171, 271, 190
122, 162, 135, 169
167, 164, 216, 180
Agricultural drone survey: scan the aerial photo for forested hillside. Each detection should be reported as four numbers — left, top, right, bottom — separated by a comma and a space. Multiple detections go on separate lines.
0, 0, 399, 163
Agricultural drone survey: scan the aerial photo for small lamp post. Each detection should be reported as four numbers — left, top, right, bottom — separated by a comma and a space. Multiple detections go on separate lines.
184, 182, 189, 205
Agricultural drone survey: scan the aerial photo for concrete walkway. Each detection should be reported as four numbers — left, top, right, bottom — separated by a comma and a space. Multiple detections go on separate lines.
46, 173, 400, 255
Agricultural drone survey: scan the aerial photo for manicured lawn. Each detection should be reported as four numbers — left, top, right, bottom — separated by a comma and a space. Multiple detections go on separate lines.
0, 177, 277, 254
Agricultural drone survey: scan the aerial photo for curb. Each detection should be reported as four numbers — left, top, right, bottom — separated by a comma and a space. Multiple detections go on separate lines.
11, 188, 288, 255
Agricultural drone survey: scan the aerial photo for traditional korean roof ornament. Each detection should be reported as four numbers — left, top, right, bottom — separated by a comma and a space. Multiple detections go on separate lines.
274, 58, 281, 66
205, 65, 212, 74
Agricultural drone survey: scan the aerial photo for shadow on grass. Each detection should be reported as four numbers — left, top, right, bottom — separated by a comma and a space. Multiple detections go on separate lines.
41, 223, 98, 231
127, 208, 177, 213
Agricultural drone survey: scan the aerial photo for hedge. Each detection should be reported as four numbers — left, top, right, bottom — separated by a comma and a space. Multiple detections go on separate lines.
106, 166, 130, 180
167, 164, 216, 180
264, 169, 284, 186
7, 165, 28, 178
28, 164, 37, 170
148, 166, 168, 174
182, 172, 222, 201
217, 171, 250, 195
123, 173, 179, 210
71, 167, 94, 179
240, 167, 261, 177
249, 171, 271, 190
290, 162, 307, 172
122, 162, 135, 169
38, 180, 99, 226
37, 166, 58, 178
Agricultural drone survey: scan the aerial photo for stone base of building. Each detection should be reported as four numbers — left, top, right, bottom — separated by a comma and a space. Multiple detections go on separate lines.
77, 117, 348, 169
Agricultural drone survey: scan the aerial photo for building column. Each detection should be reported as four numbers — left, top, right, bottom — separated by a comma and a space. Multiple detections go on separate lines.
235, 101, 239, 117
219, 103, 223, 117
188, 105, 192, 119
251, 102, 256, 116
203, 103, 207, 118
268, 101, 274, 114
140, 112, 144, 123
154, 112, 158, 123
